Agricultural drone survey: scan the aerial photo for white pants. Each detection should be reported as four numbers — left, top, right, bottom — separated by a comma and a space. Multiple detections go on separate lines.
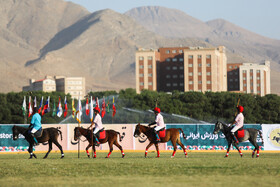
231, 125, 242, 133
93, 127, 100, 134
31, 128, 37, 134
154, 126, 165, 132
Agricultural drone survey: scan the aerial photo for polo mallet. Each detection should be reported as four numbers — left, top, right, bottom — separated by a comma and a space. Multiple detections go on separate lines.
235, 94, 241, 116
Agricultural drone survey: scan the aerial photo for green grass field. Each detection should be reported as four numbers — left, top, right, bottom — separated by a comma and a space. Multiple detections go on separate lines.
0, 151, 279, 187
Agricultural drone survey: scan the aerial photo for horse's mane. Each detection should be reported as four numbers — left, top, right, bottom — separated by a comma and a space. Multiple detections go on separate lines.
218, 121, 231, 132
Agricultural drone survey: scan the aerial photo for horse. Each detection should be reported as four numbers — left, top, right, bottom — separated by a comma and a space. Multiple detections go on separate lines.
12, 125, 64, 159
74, 127, 125, 158
133, 123, 188, 158
213, 121, 263, 158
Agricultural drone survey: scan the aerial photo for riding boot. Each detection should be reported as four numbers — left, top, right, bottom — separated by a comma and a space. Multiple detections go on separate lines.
31, 133, 39, 146
154, 129, 160, 142
231, 133, 239, 144
93, 134, 100, 146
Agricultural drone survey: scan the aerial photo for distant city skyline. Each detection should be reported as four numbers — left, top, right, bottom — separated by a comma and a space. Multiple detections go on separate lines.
67, 0, 280, 40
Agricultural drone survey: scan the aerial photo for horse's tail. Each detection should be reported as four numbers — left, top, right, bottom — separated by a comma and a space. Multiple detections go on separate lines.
116, 131, 123, 142
178, 128, 187, 139
258, 130, 264, 145
57, 128, 63, 141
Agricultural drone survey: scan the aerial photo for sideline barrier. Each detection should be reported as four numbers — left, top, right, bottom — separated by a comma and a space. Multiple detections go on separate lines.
1, 124, 279, 152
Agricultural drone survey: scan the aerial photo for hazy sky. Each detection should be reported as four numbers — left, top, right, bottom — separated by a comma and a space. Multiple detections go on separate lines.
67, 0, 280, 40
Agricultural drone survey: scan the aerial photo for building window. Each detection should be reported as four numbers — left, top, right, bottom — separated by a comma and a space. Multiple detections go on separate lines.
257, 77, 260, 80
198, 55, 202, 59
235, 72, 238, 75
235, 66, 237, 69
179, 58, 184, 62
257, 70, 260, 73
166, 50, 170, 54
139, 56, 144, 60
229, 66, 233, 69
148, 82, 153, 86
207, 81, 211, 84
140, 65, 144, 69
166, 66, 170, 70
257, 84, 260, 87
180, 83, 184, 87
188, 64, 193, 67
179, 66, 184, 70
230, 79, 233, 82
179, 50, 183, 53
235, 79, 238, 82
166, 75, 171, 79
206, 63, 211, 67
148, 56, 153, 60
198, 81, 202, 84
189, 72, 193, 76
207, 72, 211, 76
172, 66, 178, 70
139, 74, 144, 77
173, 83, 178, 86
172, 50, 177, 53
250, 76, 253, 80
243, 70, 246, 73
166, 58, 171, 62
173, 75, 178, 78
140, 82, 144, 86
243, 77, 246, 80
148, 65, 152, 68
172, 58, 177, 62
206, 55, 211, 59
189, 81, 193, 84
148, 74, 152, 77
250, 69, 253, 73
198, 72, 202, 76
166, 83, 171, 87
188, 55, 193, 59
244, 83, 247, 86
229, 72, 233, 75
198, 64, 202, 67
180, 74, 184, 78
257, 90, 260, 94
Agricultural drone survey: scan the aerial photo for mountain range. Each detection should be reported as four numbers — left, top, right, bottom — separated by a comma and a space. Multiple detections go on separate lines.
1, 0, 279, 94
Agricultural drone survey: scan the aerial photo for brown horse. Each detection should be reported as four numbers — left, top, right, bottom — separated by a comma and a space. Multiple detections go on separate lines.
74, 127, 125, 158
12, 125, 64, 159
133, 123, 188, 158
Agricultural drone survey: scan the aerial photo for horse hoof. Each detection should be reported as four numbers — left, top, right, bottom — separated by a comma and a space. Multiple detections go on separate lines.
43, 157, 47, 159
224, 155, 228, 158
105, 156, 110, 158
61, 156, 64, 159
87, 155, 90, 158
122, 155, 125, 158
29, 157, 32, 159
171, 156, 174, 158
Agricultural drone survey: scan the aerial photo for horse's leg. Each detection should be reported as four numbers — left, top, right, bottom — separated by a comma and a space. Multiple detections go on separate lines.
106, 140, 114, 158
28, 143, 35, 159
252, 148, 256, 158
249, 138, 259, 158
43, 140, 52, 159
53, 140, 64, 159
85, 144, 92, 158
145, 142, 154, 158
177, 139, 187, 158
155, 143, 160, 158
92, 145, 96, 158
233, 143, 243, 157
113, 140, 125, 158
225, 142, 231, 158
171, 139, 177, 158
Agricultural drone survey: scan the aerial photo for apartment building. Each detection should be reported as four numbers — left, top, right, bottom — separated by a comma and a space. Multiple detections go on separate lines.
23, 76, 86, 99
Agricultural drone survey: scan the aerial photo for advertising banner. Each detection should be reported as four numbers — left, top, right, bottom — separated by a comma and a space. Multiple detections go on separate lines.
262, 124, 280, 150
0, 125, 29, 152
166, 124, 263, 150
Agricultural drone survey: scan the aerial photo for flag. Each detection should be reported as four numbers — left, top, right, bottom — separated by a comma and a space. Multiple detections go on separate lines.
76, 96, 82, 123
112, 96, 116, 117
96, 97, 99, 108
106, 99, 110, 113
85, 97, 89, 116
90, 96, 94, 122
33, 96, 37, 108
57, 96, 63, 117
72, 99, 76, 118
22, 96, 26, 116
38, 96, 43, 114
101, 97, 106, 118
64, 96, 68, 118
28, 96, 33, 118
42, 96, 50, 116
52, 101, 56, 117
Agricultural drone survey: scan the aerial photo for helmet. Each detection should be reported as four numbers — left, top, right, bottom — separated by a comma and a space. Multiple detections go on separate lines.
153, 107, 161, 113
94, 106, 100, 113
237, 106, 244, 113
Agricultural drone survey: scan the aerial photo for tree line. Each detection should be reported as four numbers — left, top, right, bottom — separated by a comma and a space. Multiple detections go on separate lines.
0, 89, 279, 124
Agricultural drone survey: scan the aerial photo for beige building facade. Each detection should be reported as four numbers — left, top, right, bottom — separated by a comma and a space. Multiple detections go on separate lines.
23, 76, 56, 92
239, 61, 270, 96
184, 46, 227, 92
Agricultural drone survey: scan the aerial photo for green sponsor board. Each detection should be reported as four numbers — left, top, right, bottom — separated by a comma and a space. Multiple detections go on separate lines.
166, 124, 263, 150
0, 125, 29, 152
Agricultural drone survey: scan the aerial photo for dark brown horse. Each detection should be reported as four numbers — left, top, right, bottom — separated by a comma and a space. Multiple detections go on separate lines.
12, 125, 64, 159
133, 123, 188, 158
74, 127, 125, 158
213, 121, 263, 158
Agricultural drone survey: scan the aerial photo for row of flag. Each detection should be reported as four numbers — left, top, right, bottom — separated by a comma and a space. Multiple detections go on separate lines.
22, 96, 117, 122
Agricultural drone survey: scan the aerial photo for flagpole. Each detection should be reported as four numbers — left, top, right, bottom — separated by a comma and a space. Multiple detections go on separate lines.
78, 121, 80, 158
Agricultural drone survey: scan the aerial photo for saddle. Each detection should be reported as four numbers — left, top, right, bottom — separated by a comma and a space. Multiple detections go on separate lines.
34, 128, 43, 138
96, 128, 106, 140
158, 128, 166, 138
235, 128, 245, 139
